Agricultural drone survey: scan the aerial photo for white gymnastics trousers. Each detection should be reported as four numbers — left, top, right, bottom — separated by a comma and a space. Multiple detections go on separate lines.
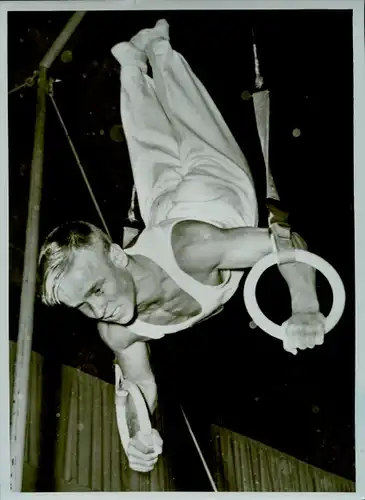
117, 37, 258, 231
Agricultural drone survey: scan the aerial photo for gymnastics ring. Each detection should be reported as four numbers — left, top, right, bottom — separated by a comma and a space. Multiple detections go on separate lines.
114, 364, 152, 452
243, 249, 346, 341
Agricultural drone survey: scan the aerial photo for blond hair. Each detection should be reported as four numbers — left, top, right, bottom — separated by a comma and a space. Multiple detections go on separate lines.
38, 221, 111, 306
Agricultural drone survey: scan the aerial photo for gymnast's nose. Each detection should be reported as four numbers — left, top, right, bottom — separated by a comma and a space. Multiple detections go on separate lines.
88, 298, 107, 320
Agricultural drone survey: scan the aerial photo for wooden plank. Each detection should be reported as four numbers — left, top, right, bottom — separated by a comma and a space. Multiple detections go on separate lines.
110, 386, 123, 491
54, 365, 68, 485
63, 372, 78, 483
90, 376, 103, 490
28, 351, 42, 469
101, 380, 112, 490
76, 372, 92, 487
209, 424, 355, 492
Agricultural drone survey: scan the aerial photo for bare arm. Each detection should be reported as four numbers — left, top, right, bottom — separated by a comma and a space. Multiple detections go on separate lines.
173, 221, 319, 313
97, 323, 157, 416
115, 341, 158, 416
98, 323, 162, 472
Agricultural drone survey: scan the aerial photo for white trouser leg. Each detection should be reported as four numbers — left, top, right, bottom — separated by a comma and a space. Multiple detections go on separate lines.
147, 38, 251, 171
113, 42, 181, 224
146, 38, 258, 228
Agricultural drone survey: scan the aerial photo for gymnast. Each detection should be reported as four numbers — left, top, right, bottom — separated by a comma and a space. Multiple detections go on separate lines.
38, 20, 325, 473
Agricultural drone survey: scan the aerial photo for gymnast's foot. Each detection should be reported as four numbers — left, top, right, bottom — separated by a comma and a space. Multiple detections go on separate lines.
111, 42, 148, 73
130, 19, 170, 53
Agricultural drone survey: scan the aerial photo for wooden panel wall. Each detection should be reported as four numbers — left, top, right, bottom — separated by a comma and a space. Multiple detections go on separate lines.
9, 341, 355, 492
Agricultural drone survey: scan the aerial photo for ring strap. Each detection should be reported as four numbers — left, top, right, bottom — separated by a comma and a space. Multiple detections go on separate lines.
266, 198, 296, 265
114, 364, 152, 453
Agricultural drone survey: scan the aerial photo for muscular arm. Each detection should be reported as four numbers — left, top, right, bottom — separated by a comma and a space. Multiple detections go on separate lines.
97, 323, 157, 415
98, 323, 162, 471
115, 341, 158, 416
173, 221, 319, 313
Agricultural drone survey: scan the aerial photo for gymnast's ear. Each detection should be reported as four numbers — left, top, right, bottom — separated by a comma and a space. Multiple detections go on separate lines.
109, 243, 129, 268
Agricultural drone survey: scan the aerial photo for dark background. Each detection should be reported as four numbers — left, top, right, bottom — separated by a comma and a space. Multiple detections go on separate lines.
8, 8, 355, 488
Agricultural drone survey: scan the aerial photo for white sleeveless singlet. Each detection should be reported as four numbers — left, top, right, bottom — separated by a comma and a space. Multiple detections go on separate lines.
124, 218, 244, 339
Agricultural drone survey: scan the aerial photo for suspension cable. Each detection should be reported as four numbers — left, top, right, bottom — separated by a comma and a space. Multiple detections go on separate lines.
180, 405, 218, 492
48, 80, 112, 240
8, 71, 39, 95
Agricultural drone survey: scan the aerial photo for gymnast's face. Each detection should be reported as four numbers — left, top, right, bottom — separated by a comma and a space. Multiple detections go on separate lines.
58, 240, 136, 325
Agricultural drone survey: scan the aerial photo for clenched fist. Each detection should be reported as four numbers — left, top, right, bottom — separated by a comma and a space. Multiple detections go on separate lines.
282, 311, 325, 355
127, 429, 163, 473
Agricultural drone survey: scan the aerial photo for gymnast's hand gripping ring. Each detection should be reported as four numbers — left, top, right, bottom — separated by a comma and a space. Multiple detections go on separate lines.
114, 364, 152, 453
243, 249, 346, 342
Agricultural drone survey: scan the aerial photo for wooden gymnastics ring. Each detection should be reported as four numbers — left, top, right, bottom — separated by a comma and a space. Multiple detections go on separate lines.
114, 364, 152, 453
243, 249, 346, 345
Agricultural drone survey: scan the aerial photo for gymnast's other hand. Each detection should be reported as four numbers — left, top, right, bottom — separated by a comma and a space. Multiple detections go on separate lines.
282, 311, 326, 355
127, 429, 163, 473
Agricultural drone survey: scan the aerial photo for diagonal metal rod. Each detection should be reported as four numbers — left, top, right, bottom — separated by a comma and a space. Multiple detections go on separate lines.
10, 12, 86, 492
180, 405, 218, 492
40, 11, 86, 69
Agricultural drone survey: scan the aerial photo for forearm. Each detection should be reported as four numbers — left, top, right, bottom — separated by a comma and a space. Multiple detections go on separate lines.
281, 261, 319, 313
117, 364, 158, 440
125, 380, 157, 437
102, 330, 162, 467
273, 233, 319, 313
114, 342, 158, 416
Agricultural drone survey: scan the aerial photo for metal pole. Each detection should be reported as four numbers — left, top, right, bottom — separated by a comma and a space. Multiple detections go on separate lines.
40, 11, 86, 69
9, 12, 86, 491
10, 65, 48, 494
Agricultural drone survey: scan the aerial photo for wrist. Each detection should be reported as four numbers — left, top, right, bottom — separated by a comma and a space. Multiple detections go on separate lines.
290, 287, 320, 314
280, 261, 319, 314
291, 300, 320, 314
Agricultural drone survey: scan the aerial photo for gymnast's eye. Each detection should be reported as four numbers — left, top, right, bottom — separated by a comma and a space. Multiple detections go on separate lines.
91, 282, 105, 297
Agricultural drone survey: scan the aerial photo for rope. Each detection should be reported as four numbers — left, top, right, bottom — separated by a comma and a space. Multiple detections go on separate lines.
8, 71, 39, 95
48, 80, 112, 240
47, 80, 217, 491
252, 29, 264, 90
180, 405, 218, 492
